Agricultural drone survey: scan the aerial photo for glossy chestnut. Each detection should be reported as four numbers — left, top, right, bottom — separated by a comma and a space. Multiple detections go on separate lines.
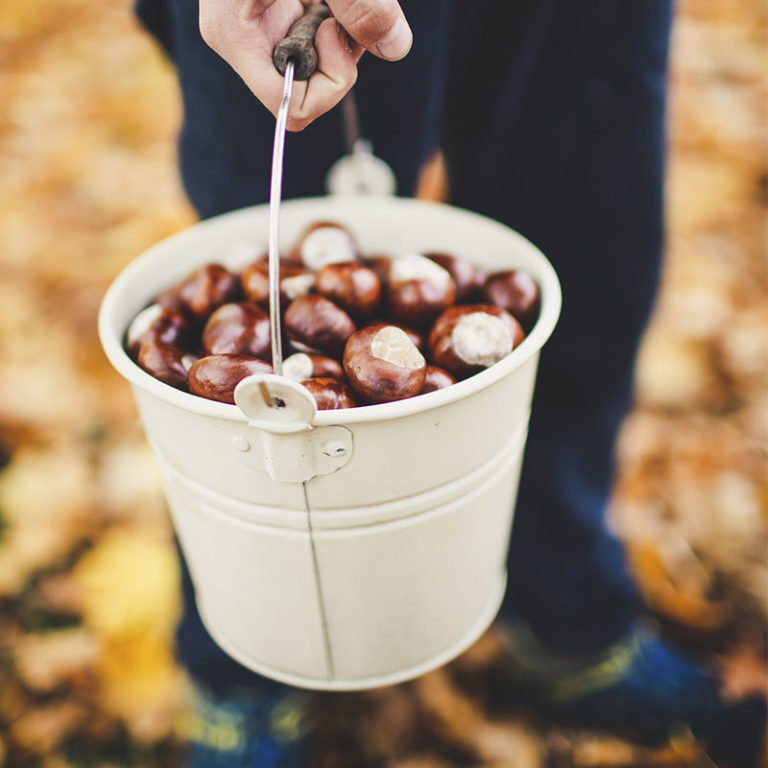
241, 261, 315, 308
137, 340, 190, 390
424, 252, 482, 304
284, 295, 356, 358
187, 354, 273, 404
482, 270, 541, 330
421, 365, 457, 394
300, 377, 358, 410
202, 302, 272, 360
343, 324, 426, 403
314, 262, 381, 319
125, 304, 195, 358
160, 264, 241, 322
386, 253, 457, 329
292, 221, 359, 271
429, 304, 524, 378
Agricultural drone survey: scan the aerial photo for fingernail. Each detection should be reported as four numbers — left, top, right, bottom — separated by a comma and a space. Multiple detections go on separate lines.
376, 17, 412, 61
336, 21, 352, 54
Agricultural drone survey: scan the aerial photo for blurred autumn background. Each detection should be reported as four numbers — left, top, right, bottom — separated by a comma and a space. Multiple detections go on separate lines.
0, 0, 766, 766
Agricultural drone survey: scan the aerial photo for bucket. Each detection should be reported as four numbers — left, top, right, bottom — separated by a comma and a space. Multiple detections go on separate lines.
98, 196, 561, 690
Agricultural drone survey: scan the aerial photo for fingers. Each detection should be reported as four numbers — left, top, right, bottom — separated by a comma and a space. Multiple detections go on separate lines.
325, 0, 412, 60
285, 18, 363, 130
199, 0, 376, 131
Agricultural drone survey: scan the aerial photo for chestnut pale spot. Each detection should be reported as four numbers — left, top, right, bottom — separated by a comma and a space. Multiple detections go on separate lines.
389, 253, 452, 287
282, 353, 314, 382
126, 304, 163, 348
451, 312, 514, 367
281, 273, 315, 300
181, 353, 198, 372
370, 326, 425, 369
300, 227, 356, 271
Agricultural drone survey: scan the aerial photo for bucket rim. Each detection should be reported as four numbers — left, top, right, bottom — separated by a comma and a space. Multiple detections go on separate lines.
98, 197, 562, 425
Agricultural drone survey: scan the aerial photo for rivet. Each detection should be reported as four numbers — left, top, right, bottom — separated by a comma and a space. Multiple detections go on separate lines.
322, 440, 347, 457
231, 436, 250, 452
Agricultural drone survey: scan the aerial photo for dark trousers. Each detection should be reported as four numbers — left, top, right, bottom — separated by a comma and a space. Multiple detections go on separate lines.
136, 0, 673, 692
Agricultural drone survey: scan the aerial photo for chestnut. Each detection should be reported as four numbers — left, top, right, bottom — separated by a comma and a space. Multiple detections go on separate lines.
300, 378, 358, 410
429, 304, 525, 379
284, 295, 356, 358
202, 302, 272, 360
482, 270, 541, 330
424, 252, 482, 304
343, 324, 426, 404
421, 365, 457, 394
314, 262, 381, 319
241, 261, 315, 308
187, 354, 273, 404
125, 304, 194, 358
160, 264, 241, 322
292, 221, 358, 271
386, 253, 457, 329
282, 353, 344, 383
137, 340, 190, 390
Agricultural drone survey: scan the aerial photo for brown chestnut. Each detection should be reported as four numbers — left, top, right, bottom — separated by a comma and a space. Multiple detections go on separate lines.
314, 262, 381, 319
386, 253, 457, 329
482, 270, 541, 330
424, 252, 482, 304
300, 378, 358, 410
160, 264, 240, 322
421, 365, 457, 394
188, 354, 273, 404
125, 304, 195, 358
202, 302, 272, 360
284, 295, 356, 358
428, 304, 525, 379
137, 340, 190, 390
343, 324, 426, 404
292, 222, 358, 271
282, 353, 345, 383
241, 261, 315, 308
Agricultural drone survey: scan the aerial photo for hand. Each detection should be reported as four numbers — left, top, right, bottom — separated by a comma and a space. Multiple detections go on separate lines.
199, 0, 412, 131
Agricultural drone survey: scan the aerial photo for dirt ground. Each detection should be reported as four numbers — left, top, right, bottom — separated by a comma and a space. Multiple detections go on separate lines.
0, 0, 765, 766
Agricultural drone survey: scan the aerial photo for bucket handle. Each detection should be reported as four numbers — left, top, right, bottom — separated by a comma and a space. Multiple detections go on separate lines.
233, 374, 353, 483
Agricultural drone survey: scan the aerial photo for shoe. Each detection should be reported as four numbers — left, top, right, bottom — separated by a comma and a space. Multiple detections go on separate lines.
494, 621, 766, 766
177, 680, 313, 767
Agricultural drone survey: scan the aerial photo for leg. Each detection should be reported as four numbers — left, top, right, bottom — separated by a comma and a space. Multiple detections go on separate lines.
441, 0, 673, 652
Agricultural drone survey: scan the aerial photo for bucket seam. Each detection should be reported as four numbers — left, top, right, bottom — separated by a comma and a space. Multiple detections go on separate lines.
303, 481, 335, 679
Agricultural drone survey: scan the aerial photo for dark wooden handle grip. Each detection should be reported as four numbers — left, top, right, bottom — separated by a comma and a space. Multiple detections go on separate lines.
273, 4, 331, 80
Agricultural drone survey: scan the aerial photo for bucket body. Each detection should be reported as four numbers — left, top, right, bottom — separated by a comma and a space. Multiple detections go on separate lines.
99, 197, 561, 690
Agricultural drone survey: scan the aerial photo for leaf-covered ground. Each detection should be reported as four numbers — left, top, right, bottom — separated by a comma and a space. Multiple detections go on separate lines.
0, 0, 765, 766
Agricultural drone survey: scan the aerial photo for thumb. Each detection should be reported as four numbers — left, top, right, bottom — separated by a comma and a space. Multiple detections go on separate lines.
326, 0, 412, 61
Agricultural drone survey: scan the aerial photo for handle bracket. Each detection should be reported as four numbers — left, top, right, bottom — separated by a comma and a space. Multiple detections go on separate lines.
233, 374, 353, 483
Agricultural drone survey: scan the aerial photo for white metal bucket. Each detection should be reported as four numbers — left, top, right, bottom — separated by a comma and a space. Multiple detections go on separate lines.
99, 197, 561, 690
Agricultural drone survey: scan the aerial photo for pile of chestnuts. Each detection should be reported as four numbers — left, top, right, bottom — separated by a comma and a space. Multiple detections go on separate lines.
125, 221, 541, 410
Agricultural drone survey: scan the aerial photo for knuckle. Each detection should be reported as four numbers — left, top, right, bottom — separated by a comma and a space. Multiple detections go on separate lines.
343, 0, 395, 41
